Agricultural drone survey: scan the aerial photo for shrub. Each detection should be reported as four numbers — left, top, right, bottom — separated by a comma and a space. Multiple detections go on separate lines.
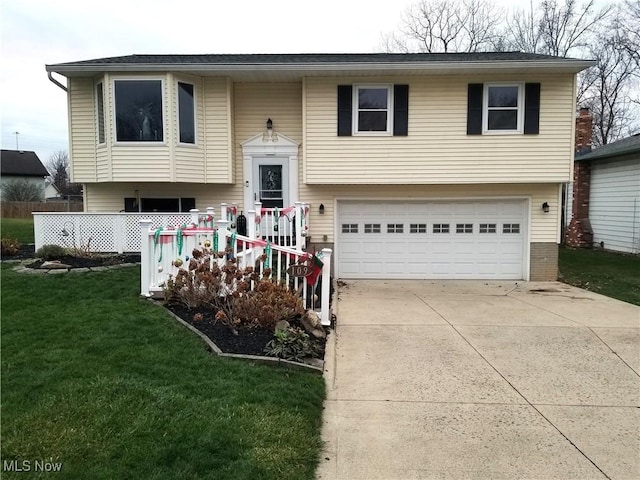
1, 237, 20, 256
164, 245, 304, 331
234, 280, 305, 329
36, 244, 68, 260
264, 327, 319, 362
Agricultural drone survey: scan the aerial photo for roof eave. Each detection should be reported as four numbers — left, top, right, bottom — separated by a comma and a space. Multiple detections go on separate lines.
46, 59, 595, 77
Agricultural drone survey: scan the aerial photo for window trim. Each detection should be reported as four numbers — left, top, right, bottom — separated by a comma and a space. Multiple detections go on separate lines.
483, 83, 524, 134
95, 81, 105, 145
113, 77, 166, 144
124, 196, 195, 213
352, 84, 393, 136
177, 80, 196, 145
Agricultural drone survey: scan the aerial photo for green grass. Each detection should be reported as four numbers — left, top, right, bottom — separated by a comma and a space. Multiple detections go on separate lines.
559, 247, 640, 305
1, 265, 325, 479
1, 217, 35, 243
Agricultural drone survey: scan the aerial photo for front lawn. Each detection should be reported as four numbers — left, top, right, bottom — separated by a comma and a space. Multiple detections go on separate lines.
1, 265, 325, 479
1, 217, 35, 244
558, 247, 640, 306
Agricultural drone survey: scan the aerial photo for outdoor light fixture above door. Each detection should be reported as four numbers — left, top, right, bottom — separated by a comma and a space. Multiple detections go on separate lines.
265, 118, 276, 142
542, 202, 550, 213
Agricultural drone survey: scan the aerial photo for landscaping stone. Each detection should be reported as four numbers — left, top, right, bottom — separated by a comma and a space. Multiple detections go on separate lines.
41, 261, 72, 269
275, 320, 290, 331
47, 269, 68, 275
302, 310, 326, 339
24, 269, 46, 275
69, 268, 91, 274
89, 266, 108, 271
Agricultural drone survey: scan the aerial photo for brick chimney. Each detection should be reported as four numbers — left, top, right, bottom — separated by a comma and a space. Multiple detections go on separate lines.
565, 108, 593, 248
575, 107, 593, 154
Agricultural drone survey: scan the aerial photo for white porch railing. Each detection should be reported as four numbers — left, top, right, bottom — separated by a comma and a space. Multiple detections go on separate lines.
140, 213, 332, 326
33, 201, 310, 253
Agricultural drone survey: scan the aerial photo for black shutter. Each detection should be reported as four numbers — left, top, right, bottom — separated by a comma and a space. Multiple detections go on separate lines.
393, 85, 409, 136
337, 85, 352, 136
524, 83, 541, 134
467, 83, 483, 135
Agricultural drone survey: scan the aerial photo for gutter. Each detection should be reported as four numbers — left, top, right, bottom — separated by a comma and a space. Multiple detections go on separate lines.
47, 71, 67, 92
45, 59, 596, 76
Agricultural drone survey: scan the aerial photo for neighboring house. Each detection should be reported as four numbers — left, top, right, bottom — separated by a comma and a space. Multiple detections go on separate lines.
0, 149, 49, 201
566, 130, 640, 254
45, 52, 593, 281
44, 179, 61, 199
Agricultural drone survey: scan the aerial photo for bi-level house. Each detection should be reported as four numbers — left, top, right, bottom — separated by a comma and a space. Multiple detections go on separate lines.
46, 53, 593, 281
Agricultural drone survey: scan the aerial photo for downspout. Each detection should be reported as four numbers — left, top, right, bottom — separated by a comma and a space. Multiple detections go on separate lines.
47, 71, 67, 92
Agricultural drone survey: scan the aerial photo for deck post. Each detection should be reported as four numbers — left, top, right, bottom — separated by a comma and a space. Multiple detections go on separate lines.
206, 207, 215, 227
295, 201, 303, 250
140, 219, 153, 297
189, 209, 199, 227
247, 210, 256, 239
320, 248, 332, 326
254, 201, 263, 238
220, 203, 228, 225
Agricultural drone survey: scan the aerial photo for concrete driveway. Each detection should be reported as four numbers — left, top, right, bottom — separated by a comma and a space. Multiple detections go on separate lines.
316, 281, 640, 480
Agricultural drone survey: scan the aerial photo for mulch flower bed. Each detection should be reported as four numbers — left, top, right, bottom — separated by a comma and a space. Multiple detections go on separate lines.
165, 304, 325, 357
26, 253, 141, 269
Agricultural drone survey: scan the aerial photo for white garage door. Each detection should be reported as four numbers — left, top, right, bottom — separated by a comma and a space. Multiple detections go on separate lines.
337, 200, 527, 279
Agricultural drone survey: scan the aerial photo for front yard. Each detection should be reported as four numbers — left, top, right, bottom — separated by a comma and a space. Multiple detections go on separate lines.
559, 247, 640, 306
1, 265, 325, 479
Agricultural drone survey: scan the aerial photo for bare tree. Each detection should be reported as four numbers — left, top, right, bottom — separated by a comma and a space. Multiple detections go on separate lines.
381, 0, 503, 53
504, 0, 544, 53
504, 0, 612, 56
582, 37, 638, 146
47, 150, 82, 197
1, 179, 43, 202
614, 0, 640, 71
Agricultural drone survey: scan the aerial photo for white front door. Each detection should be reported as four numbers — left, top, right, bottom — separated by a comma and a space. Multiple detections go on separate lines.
252, 157, 289, 208
241, 132, 300, 214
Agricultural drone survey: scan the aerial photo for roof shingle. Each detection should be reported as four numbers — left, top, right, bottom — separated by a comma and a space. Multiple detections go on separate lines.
1, 150, 49, 177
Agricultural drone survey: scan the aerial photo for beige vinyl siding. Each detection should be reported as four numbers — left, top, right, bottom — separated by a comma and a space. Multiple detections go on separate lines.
84, 182, 239, 212
204, 77, 233, 183
299, 183, 560, 243
233, 82, 304, 205
304, 74, 575, 184
68, 78, 96, 182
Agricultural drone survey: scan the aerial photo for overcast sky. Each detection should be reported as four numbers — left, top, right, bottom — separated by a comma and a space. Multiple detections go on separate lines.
1, 0, 532, 166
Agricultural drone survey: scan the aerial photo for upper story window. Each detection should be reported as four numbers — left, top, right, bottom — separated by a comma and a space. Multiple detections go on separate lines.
96, 82, 105, 144
178, 82, 195, 144
114, 80, 163, 142
338, 84, 408, 136
467, 82, 540, 135
484, 84, 522, 133
355, 86, 392, 134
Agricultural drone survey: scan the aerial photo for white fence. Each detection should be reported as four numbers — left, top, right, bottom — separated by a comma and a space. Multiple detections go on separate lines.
140, 215, 332, 326
33, 202, 310, 253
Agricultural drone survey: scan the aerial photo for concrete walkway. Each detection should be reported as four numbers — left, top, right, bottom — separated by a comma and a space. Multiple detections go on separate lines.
316, 281, 640, 480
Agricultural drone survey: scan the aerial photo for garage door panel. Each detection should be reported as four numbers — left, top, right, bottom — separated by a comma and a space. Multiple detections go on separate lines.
363, 241, 383, 254
337, 200, 526, 280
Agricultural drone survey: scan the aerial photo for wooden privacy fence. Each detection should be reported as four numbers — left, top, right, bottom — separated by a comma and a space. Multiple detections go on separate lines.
2, 201, 83, 219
